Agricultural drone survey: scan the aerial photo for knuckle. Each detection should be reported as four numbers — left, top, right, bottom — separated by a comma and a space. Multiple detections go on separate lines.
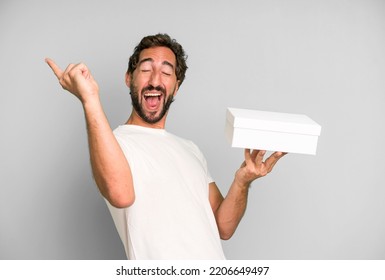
59, 78, 65, 86
259, 167, 269, 177
59, 77, 69, 90
260, 170, 268, 177
246, 166, 255, 174
273, 153, 280, 159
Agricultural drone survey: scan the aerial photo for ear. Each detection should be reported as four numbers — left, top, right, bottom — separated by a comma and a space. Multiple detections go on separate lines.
125, 72, 131, 88
173, 81, 180, 97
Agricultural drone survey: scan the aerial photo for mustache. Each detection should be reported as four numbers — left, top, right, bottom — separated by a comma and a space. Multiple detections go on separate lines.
141, 85, 166, 95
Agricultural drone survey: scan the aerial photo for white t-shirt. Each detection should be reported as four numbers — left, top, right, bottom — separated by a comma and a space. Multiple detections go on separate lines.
105, 125, 225, 259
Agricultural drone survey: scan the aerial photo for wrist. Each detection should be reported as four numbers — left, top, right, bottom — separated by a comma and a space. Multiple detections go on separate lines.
81, 94, 101, 109
234, 169, 253, 189
233, 175, 251, 191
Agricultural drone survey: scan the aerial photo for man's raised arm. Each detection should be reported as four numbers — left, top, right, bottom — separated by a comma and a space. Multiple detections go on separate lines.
45, 58, 134, 208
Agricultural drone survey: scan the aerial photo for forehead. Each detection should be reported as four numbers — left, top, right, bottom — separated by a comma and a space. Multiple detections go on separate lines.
139, 46, 176, 66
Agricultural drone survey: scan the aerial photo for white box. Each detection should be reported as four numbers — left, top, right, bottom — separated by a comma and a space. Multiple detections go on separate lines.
225, 108, 322, 155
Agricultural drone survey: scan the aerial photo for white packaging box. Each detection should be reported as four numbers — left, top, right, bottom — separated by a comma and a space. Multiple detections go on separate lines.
225, 108, 322, 155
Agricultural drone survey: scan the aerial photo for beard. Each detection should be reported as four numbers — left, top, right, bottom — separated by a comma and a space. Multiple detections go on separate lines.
130, 83, 175, 124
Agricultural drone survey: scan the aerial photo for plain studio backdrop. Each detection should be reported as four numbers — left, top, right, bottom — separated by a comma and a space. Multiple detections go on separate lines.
1, 0, 384, 259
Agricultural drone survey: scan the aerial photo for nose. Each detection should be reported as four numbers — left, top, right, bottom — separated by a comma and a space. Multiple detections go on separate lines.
149, 70, 161, 88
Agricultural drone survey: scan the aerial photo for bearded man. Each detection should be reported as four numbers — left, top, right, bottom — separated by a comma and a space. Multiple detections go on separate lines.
46, 33, 285, 259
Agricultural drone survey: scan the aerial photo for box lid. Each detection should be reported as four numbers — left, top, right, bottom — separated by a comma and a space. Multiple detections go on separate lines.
227, 107, 322, 136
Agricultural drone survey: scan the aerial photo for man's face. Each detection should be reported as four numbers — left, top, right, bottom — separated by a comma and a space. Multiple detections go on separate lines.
127, 46, 179, 124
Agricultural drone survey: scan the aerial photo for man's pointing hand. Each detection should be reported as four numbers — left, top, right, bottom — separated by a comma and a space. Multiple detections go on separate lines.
45, 58, 99, 103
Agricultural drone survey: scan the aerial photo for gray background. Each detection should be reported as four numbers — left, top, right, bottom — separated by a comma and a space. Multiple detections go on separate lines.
1, 0, 384, 259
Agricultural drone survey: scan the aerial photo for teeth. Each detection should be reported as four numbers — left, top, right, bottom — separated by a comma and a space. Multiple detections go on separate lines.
144, 93, 161, 97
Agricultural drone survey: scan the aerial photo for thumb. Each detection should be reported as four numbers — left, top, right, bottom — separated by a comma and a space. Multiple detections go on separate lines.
45, 58, 63, 79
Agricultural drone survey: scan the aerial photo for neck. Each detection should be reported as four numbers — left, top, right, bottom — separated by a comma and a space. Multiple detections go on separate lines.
125, 110, 167, 129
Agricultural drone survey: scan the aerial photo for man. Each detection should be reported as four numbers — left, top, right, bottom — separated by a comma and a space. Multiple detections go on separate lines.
46, 33, 286, 259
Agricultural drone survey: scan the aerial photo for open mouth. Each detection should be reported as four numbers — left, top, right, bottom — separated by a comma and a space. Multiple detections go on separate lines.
143, 92, 163, 110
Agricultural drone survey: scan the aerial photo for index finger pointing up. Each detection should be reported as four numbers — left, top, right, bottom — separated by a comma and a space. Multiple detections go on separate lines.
45, 58, 63, 79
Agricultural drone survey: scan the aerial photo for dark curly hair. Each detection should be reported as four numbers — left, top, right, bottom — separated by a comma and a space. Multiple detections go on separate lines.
127, 33, 188, 86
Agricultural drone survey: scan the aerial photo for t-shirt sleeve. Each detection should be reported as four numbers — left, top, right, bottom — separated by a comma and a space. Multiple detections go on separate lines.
189, 141, 215, 184
204, 158, 214, 184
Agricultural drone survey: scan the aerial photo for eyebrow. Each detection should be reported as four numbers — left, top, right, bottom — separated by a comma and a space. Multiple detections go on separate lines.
138, 58, 175, 70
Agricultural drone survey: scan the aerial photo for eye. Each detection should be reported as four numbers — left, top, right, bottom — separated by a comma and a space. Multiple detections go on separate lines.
139, 62, 152, 73
162, 71, 171, 76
